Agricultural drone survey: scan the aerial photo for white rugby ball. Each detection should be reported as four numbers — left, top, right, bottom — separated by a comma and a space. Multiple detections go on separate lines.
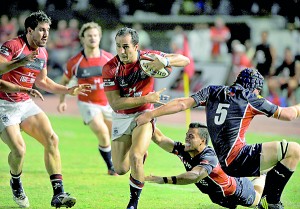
139, 54, 172, 78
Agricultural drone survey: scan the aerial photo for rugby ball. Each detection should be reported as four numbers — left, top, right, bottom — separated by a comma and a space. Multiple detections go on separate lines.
139, 54, 172, 78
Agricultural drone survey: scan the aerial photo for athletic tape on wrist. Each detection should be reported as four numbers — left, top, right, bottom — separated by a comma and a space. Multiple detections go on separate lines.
163, 177, 168, 183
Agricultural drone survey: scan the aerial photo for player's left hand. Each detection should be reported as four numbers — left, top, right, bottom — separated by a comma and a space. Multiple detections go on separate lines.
143, 56, 165, 72
135, 111, 153, 126
68, 84, 91, 96
145, 175, 164, 184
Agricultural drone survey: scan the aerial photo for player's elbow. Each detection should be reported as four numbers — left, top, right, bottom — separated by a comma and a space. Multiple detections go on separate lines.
176, 98, 189, 111
182, 56, 190, 67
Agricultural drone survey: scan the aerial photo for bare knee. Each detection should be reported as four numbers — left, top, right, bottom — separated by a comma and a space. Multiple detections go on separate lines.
114, 166, 130, 175
44, 132, 59, 149
11, 144, 26, 159
129, 152, 144, 168
287, 142, 300, 161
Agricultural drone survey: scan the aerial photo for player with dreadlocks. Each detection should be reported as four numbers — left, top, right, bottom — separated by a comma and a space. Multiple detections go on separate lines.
136, 68, 300, 209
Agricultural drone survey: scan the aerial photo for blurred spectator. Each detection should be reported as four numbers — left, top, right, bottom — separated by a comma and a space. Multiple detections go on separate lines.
288, 24, 300, 60
132, 23, 151, 50
50, 19, 73, 65
244, 39, 255, 61
68, 18, 80, 53
231, 43, 253, 77
169, 25, 195, 91
17, 11, 30, 35
188, 23, 211, 62
109, 23, 124, 55
268, 47, 297, 105
209, 17, 231, 61
0, 15, 17, 46
253, 31, 276, 78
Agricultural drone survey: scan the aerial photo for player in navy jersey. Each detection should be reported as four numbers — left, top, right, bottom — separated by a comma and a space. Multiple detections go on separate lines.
57, 22, 117, 176
0, 11, 90, 208
148, 123, 268, 209
136, 68, 300, 209
102, 27, 190, 209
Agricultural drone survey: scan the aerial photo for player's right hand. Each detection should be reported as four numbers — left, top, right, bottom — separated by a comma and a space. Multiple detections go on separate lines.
57, 102, 67, 113
135, 111, 153, 126
145, 175, 164, 184
147, 88, 169, 105
20, 51, 39, 66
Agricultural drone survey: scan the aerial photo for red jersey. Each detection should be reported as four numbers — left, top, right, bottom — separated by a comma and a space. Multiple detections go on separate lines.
210, 26, 230, 56
103, 50, 165, 114
65, 49, 113, 105
0, 35, 47, 102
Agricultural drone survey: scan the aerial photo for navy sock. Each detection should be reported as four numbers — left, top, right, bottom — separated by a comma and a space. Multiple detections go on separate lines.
98, 146, 113, 170
262, 162, 293, 204
50, 174, 64, 196
10, 171, 22, 190
127, 175, 144, 209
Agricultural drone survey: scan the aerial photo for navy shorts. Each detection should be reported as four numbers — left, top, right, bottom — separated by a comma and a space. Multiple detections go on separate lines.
209, 177, 256, 208
223, 144, 262, 177
210, 177, 256, 208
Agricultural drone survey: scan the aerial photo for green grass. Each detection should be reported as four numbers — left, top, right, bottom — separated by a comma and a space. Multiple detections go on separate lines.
0, 115, 299, 209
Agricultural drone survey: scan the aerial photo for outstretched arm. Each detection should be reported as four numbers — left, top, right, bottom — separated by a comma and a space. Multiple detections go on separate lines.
136, 97, 196, 126
145, 166, 208, 185
105, 88, 167, 112
152, 128, 175, 152
273, 105, 300, 121
35, 68, 91, 96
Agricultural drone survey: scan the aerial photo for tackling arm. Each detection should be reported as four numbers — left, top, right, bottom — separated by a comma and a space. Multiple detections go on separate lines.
152, 128, 175, 153
136, 97, 196, 126
105, 88, 166, 112
145, 166, 208, 185
273, 105, 300, 121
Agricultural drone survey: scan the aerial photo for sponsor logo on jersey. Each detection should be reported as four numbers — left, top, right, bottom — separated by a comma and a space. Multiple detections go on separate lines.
103, 78, 115, 86
0, 46, 10, 56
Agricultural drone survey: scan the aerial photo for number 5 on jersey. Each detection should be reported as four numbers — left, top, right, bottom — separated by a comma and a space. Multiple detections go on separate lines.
214, 103, 230, 125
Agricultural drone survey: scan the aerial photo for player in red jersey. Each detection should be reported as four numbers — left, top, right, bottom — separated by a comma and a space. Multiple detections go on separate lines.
148, 124, 268, 209
102, 27, 190, 209
0, 79, 43, 100
136, 68, 300, 209
57, 22, 117, 176
0, 11, 90, 208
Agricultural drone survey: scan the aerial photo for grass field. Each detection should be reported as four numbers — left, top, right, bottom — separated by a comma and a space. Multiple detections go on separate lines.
0, 115, 299, 209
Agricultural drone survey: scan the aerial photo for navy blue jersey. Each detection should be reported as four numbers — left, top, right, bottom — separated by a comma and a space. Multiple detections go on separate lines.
191, 84, 278, 168
172, 142, 236, 197
172, 142, 256, 208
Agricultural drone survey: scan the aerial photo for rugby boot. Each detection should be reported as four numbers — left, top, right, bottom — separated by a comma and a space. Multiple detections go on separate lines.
268, 202, 284, 209
10, 180, 29, 208
51, 192, 76, 208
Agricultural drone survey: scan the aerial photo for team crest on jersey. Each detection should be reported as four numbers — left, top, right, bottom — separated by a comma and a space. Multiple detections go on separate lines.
0, 114, 9, 123
0, 46, 10, 56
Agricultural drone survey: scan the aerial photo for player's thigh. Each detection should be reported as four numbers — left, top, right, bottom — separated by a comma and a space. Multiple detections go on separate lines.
1, 124, 25, 153
260, 141, 280, 171
104, 118, 112, 136
89, 113, 110, 135
131, 122, 152, 155
111, 135, 132, 165
20, 112, 56, 146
